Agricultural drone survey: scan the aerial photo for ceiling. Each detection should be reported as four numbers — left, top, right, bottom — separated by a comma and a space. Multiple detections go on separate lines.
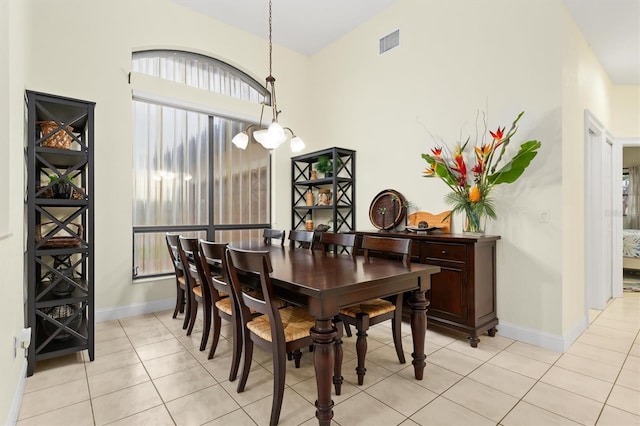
173, 0, 639, 85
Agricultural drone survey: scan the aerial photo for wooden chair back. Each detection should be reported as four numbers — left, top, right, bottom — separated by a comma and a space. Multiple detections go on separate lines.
263, 228, 285, 246
361, 235, 411, 266
165, 233, 183, 273
319, 232, 356, 257
178, 236, 212, 301
199, 240, 229, 303
225, 247, 283, 335
288, 230, 314, 249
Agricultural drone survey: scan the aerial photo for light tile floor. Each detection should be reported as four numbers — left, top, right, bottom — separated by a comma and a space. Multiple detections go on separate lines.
18, 293, 640, 425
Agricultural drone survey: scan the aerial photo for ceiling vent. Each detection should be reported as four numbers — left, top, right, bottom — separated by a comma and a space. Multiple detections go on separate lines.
379, 29, 400, 54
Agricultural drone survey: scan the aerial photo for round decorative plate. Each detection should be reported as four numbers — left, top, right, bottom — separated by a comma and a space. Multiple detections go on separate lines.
369, 189, 406, 230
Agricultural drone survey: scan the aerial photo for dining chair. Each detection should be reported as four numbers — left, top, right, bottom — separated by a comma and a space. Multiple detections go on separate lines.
177, 237, 205, 338
319, 232, 356, 257
200, 241, 288, 378
338, 235, 410, 385
225, 246, 343, 425
198, 241, 233, 363
165, 233, 186, 321
263, 228, 285, 246
288, 229, 314, 249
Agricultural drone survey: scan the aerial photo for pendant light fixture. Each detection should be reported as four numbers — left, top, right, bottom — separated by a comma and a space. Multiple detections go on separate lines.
232, 0, 305, 152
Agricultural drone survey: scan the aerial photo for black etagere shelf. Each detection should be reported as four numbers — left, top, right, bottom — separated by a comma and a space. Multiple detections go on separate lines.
25, 90, 95, 376
291, 147, 355, 233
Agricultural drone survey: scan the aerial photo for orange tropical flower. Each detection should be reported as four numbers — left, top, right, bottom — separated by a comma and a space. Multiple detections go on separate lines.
490, 126, 504, 141
423, 167, 435, 176
431, 147, 442, 157
475, 144, 491, 158
469, 185, 481, 202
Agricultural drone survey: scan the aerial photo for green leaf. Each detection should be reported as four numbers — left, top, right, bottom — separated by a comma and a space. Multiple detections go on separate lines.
488, 140, 541, 185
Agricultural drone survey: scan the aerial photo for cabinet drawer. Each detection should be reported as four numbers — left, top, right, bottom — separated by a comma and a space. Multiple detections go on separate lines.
425, 242, 466, 263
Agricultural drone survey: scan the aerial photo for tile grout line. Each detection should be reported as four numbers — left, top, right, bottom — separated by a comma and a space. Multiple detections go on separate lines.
593, 325, 640, 423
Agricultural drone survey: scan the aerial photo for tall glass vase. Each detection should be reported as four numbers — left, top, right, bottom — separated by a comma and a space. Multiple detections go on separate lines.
463, 206, 484, 234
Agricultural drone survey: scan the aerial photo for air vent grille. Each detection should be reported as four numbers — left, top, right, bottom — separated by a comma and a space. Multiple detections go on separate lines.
379, 29, 400, 54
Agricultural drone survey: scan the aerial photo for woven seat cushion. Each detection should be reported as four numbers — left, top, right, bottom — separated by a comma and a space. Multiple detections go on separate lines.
215, 297, 233, 315
192, 285, 203, 298
193, 286, 227, 299
246, 306, 315, 343
339, 298, 395, 318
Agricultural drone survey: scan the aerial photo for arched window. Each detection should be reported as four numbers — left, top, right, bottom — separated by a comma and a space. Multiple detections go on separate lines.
132, 49, 269, 103
131, 50, 271, 278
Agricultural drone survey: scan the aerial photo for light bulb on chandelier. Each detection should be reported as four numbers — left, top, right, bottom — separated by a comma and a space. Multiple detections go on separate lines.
231, 0, 305, 153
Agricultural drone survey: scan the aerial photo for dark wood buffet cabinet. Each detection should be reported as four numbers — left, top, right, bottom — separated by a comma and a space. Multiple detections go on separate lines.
354, 231, 500, 347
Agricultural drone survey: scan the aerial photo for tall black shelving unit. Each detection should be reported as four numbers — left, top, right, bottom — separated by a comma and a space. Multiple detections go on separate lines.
25, 91, 95, 376
291, 147, 355, 232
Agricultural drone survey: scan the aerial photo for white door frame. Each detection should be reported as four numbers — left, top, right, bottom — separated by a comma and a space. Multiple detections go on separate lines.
584, 110, 618, 310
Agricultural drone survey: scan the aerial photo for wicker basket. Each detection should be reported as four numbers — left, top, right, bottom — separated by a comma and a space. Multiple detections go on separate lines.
38, 121, 73, 150
41, 304, 83, 341
36, 222, 83, 248
36, 186, 85, 200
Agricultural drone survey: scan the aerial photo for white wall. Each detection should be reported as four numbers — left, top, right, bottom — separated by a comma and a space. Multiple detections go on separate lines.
2, 0, 30, 423
298, 0, 566, 344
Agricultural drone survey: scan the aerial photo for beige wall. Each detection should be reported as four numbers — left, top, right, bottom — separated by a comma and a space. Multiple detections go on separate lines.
613, 85, 640, 138
302, 0, 565, 338
623, 147, 640, 168
2, 0, 29, 423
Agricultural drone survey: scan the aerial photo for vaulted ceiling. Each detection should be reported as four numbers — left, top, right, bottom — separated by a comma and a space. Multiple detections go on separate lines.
173, 0, 639, 85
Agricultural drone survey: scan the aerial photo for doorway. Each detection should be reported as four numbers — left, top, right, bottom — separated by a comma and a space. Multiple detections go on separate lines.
621, 140, 640, 293
584, 110, 619, 310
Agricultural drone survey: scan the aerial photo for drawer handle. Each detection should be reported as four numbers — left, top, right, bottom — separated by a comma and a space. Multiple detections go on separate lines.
441, 250, 448, 255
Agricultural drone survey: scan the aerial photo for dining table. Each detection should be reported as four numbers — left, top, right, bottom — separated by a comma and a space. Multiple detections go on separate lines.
228, 241, 441, 425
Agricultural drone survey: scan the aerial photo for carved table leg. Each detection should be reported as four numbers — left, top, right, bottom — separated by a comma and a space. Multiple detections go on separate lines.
311, 318, 336, 426
408, 289, 429, 380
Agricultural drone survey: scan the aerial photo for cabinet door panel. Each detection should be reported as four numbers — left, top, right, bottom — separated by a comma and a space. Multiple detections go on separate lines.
428, 265, 466, 322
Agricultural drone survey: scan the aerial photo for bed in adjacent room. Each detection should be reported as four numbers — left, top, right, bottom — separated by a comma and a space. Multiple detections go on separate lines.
623, 229, 640, 270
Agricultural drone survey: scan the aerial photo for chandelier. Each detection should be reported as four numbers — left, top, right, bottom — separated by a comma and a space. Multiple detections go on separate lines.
231, 0, 305, 152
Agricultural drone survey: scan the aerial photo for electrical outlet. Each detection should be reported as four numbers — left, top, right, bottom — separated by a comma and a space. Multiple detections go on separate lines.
14, 328, 31, 358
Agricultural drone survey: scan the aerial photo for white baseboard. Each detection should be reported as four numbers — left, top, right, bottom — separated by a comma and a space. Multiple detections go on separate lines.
6, 359, 27, 426
95, 298, 174, 322
497, 313, 588, 352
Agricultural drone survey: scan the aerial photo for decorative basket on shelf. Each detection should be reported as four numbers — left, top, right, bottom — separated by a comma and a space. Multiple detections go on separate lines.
38, 121, 73, 150
36, 222, 83, 248
36, 185, 85, 200
40, 303, 83, 341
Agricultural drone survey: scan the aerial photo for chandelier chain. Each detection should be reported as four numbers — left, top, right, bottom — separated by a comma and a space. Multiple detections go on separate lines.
268, 0, 273, 77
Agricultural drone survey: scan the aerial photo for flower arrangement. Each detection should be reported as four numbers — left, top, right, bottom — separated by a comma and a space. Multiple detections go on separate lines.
421, 111, 542, 233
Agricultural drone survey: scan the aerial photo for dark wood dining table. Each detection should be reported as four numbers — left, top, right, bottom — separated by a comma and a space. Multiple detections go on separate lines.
228, 241, 440, 425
